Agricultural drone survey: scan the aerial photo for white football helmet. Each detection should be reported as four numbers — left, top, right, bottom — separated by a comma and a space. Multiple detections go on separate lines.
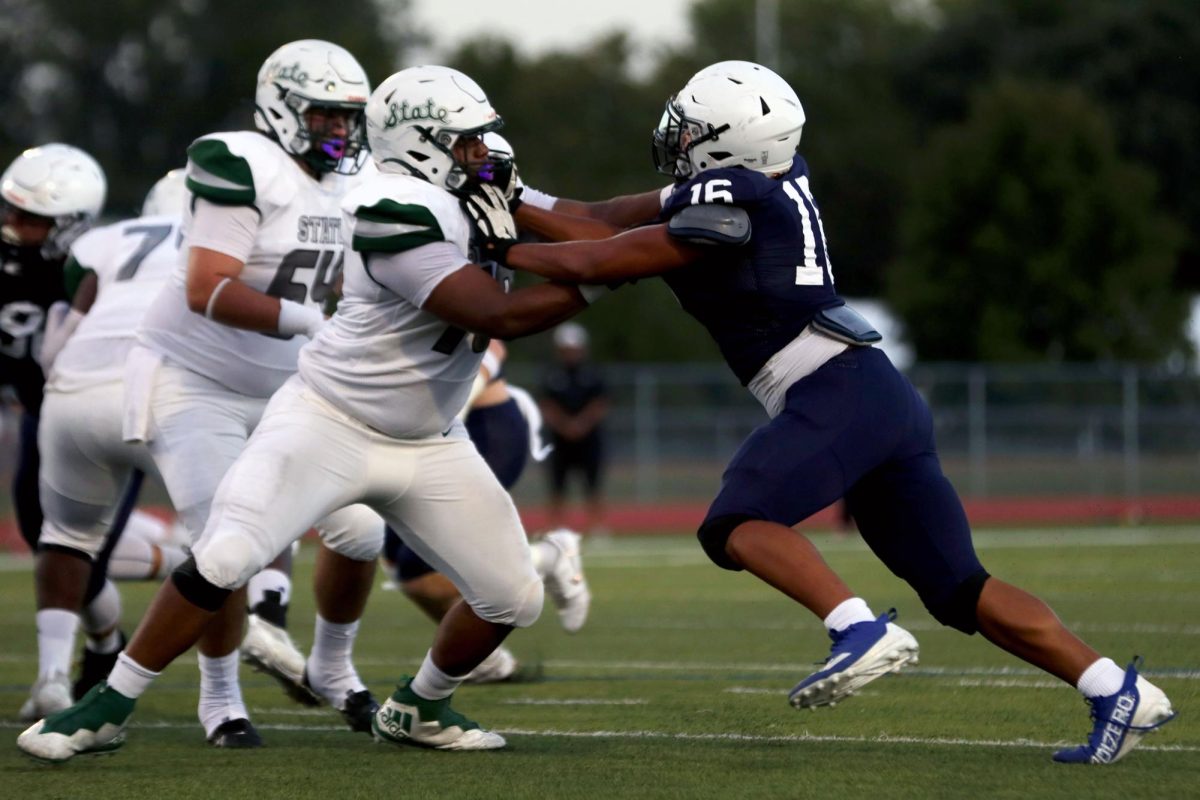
254, 39, 371, 175
1, 143, 106, 257
365, 65, 503, 193
141, 168, 188, 217
652, 72, 806, 180
688, 61, 802, 108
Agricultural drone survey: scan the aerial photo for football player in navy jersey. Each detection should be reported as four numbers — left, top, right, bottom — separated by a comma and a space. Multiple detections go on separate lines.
1, 144, 107, 551
484, 63, 1175, 765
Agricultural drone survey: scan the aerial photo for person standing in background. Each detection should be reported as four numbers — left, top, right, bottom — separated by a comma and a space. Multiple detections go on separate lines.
540, 322, 610, 534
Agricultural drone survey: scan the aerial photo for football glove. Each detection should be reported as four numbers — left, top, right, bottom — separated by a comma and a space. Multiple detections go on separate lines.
463, 183, 518, 265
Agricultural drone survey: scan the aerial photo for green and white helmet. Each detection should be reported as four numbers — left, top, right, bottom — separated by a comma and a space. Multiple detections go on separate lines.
365, 65, 503, 193
1, 143, 106, 257
253, 39, 370, 174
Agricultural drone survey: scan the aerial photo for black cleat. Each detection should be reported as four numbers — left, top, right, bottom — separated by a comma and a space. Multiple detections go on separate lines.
339, 689, 380, 734
207, 718, 263, 748
73, 632, 126, 701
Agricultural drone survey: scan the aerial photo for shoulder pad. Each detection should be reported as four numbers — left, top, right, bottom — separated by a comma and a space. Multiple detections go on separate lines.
349, 198, 445, 255
345, 176, 466, 254
186, 132, 293, 208
187, 135, 257, 206
667, 204, 751, 246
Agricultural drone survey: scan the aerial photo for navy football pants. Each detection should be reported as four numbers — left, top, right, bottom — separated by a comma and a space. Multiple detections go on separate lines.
704, 347, 984, 613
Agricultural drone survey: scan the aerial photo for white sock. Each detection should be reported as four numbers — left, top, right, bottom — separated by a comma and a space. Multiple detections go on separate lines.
197, 652, 248, 737
529, 540, 558, 579
36, 608, 80, 680
823, 597, 876, 633
82, 580, 121, 638
410, 650, 464, 701
107, 651, 160, 699
247, 569, 291, 609
308, 615, 365, 702
1076, 657, 1126, 698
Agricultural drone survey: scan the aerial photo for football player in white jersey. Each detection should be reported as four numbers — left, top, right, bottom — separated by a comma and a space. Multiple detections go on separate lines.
118, 39, 385, 747
381, 137, 590, 686
19, 170, 190, 722
18, 64, 605, 762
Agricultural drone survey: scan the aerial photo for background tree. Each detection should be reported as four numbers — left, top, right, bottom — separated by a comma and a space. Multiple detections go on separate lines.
0, 0, 421, 215
898, 0, 1200, 290
887, 80, 1186, 362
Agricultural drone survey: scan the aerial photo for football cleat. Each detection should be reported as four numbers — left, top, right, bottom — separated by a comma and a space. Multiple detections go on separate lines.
300, 663, 379, 733
241, 613, 320, 706
337, 689, 381, 734
463, 645, 519, 684
73, 632, 126, 700
541, 529, 591, 633
789, 609, 919, 710
1053, 657, 1176, 765
18, 671, 73, 722
16, 682, 134, 763
207, 717, 263, 748
372, 678, 506, 750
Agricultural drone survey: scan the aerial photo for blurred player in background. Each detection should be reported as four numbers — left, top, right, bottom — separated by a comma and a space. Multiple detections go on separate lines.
20, 170, 191, 721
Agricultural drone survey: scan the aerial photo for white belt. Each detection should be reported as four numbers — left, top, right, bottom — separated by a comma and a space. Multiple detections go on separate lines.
747, 326, 850, 418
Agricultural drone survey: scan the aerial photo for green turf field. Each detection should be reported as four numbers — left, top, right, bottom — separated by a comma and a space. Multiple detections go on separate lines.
2, 527, 1197, 799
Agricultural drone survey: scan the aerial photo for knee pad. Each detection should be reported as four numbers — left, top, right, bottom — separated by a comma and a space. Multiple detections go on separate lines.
696, 514, 756, 571
191, 524, 274, 592
470, 575, 544, 629
317, 505, 385, 562
508, 578, 544, 629
171, 556, 233, 612
923, 569, 991, 634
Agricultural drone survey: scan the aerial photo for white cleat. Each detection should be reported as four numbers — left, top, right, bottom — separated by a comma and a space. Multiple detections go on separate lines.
463, 645, 519, 684
18, 671, 73, 723
241, 613, 320, 706
541, 529, 591, 633
372, 679, 506, 751
789, 610, 919, 710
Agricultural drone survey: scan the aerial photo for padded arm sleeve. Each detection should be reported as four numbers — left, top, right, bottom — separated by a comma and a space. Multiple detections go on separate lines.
666, 204, 751, 246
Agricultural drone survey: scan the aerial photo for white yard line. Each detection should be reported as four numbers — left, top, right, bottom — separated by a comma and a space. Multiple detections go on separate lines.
1, 719, 1193, 754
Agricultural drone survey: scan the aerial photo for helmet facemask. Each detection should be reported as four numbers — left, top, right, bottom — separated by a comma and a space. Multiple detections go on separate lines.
652, 98, 730, 181
267, 91, 367, 176
408, 120, 504, 194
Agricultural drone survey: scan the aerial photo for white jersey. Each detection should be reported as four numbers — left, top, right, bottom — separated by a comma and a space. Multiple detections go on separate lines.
48, 214, 181, 393
299, 173, 483, 438
138, 131, 350, 397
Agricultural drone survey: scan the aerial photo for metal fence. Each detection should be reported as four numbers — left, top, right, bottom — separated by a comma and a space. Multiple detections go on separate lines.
506, 361, 1200, 505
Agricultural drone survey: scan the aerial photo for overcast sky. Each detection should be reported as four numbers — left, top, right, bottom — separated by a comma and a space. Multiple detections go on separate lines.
409, 0, 697, 57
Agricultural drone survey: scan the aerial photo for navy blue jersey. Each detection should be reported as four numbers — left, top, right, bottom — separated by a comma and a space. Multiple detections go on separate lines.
0, 242, 66, 414
657, 154, 842, 385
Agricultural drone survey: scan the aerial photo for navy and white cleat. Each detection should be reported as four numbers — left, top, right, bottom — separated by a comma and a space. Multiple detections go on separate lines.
789, 609, 919, 710
1053, 657, 1176, 765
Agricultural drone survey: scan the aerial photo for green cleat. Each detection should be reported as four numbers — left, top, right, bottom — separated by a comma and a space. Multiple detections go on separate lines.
16, 681, 136, 764
371, 677, 505, 751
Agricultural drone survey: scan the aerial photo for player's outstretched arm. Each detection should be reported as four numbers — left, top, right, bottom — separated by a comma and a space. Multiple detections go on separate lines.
542, 188, 665, 229
423, 263, 590, 341
506, 224, 700, 285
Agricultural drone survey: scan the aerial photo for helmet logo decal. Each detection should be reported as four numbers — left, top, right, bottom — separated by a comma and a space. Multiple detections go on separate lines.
272, 61, 312, 86
383, 98, 451, 128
